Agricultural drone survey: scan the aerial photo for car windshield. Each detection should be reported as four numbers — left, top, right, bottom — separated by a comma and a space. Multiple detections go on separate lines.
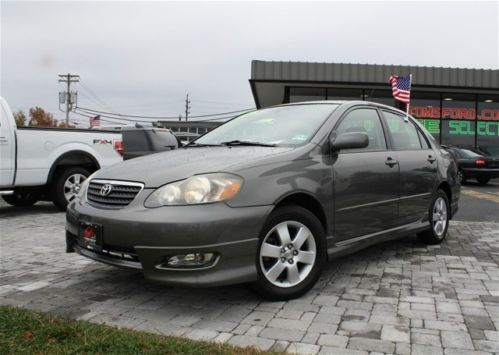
194, 104, 338, 147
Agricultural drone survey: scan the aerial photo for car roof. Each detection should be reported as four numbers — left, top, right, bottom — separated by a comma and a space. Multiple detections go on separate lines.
276, 100, 410, 116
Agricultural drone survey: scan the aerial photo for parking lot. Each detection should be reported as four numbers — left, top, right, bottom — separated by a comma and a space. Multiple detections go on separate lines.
1, 183, 499, 354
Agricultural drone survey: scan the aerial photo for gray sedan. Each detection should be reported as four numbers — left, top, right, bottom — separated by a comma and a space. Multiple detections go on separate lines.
66, 101, 460, 300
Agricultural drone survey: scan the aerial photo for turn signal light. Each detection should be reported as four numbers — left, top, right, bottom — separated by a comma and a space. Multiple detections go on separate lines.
475, 159, 486, 167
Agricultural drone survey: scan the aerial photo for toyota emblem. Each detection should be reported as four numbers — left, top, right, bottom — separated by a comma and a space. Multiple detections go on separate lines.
100, 184, 113, 196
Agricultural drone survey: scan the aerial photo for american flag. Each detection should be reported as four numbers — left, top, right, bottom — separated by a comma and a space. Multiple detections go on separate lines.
389, 75, 412, 103
89, 115, 101, 127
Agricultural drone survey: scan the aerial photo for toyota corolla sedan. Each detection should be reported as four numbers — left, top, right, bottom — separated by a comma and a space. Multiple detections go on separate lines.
66, 101, 460, 300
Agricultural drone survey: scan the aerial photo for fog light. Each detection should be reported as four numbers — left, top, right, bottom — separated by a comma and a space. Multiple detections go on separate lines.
163, 253, 216, 268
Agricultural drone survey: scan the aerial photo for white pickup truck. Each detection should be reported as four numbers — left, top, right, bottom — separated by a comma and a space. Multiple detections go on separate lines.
0, 97, 123, 210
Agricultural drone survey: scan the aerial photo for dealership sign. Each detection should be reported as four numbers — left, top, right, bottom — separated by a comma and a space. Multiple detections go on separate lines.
418, 119, 499, 137
410, 106, 499, 121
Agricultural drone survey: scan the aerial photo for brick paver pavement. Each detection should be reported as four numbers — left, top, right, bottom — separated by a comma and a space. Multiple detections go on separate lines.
1, 208, 498, 354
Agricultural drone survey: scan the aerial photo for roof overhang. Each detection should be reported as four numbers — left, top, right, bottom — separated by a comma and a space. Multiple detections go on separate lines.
250, 60, 499, 108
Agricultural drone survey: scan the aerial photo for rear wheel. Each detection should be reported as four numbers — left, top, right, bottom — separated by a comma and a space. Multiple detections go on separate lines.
2, 191, 39, 207
457, 169, 466, 185
51, 166, 90, 211
253, 205, 326, 301
477, 177, 490, 185
417, 190, 450, 245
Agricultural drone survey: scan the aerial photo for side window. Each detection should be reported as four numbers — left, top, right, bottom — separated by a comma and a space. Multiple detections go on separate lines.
334, 108, 387, 151
382, 111, 422, 150
417, 129, 431, 149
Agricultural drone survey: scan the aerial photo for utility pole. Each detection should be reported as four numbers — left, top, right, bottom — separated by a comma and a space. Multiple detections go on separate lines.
185, 93, 191, 122
58, 73, 80, 126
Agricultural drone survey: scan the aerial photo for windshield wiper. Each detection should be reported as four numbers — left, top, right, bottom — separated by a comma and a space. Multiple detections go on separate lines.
220, 140, 277, 147
183, 142, 221, 148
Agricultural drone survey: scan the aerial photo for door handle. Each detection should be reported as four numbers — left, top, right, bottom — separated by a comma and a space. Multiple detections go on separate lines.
427, 155, 436, 163
385, 157, 398, 167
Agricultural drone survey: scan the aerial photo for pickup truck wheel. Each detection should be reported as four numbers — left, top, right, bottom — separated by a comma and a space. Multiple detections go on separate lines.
52, 167, 90, 211
2, 191, 39, 207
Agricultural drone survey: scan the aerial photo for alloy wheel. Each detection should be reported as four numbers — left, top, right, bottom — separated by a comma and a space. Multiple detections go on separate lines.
432, 196, 448, 238
64, 173, 86, 203
259, 221, 316, 288
457, 170, 463, 184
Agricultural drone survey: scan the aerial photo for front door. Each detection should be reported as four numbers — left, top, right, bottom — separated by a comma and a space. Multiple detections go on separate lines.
381, 110, 437, 224
331, 107, 401, 242
0, 99, 15, 187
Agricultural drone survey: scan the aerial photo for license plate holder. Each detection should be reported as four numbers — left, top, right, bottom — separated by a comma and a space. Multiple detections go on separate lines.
78, 222, 103, 252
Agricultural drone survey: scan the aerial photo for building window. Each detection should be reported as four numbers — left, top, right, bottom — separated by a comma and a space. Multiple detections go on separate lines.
410, 92, 441, 141
327, 88, 363, 101
441, 93, 476, 120
441, 120, 476, 148
477, 95, 499, 155
364, 89, 395, 107
289, 87, 326, 103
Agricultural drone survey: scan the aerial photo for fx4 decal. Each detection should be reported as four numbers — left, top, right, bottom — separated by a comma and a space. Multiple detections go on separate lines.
93, 139, 112, 145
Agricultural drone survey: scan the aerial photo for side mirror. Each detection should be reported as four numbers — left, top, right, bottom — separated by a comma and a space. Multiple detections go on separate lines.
331, 132, 369, 151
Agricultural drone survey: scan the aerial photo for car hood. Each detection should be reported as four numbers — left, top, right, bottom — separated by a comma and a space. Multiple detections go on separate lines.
95, 146, 296, 187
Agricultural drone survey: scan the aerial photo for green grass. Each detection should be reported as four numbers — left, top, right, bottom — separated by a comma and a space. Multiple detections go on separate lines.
0, 305, 276, 355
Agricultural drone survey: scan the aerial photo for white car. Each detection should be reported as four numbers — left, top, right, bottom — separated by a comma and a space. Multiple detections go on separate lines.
0, 97, 123, 209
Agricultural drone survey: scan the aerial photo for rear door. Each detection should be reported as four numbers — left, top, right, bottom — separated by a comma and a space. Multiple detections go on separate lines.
381, 110, 437, 224
332, 107, 401, 241
0, 99, 15, 187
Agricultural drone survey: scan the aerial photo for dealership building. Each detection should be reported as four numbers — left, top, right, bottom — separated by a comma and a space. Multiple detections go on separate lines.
249, 60, 499, 155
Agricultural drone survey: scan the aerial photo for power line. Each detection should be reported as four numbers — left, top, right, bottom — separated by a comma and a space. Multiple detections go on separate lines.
75, 107, 237, 124
78, 80, 117, 113
75, 106, 254, 120
72, 109, 127, 126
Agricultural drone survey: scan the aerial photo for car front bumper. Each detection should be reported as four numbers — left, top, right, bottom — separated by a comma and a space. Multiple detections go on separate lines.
66, 195, 273, 287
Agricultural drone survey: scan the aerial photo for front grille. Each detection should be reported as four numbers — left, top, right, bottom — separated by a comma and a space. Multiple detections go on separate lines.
87, 179, 143, 209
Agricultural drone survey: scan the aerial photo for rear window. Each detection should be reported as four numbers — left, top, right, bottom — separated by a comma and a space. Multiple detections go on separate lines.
459, 149, 481, 158
123, 130, 149, 151
148, 129, 179, 150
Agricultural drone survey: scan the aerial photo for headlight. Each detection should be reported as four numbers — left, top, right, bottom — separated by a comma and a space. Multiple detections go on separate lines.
76, 172, 97, 201
145, 173, 243, 207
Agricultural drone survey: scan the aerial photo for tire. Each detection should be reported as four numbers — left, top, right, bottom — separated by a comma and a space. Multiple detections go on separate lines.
2, 191, 39, 207
477, 177, 490, 185
457, 169, 466, 185
51, 166, 90, 211
417, 190, 450, 245
252, 205, 326, 301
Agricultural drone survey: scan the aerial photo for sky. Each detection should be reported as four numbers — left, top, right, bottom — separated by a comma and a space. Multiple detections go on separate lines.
1, 1, 498, 126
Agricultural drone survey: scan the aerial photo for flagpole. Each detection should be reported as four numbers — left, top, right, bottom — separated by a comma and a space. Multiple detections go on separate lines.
405, 74, 412, 122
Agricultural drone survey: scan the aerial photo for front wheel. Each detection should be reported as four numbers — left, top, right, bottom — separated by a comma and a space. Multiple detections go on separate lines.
252, 205, 326, 301
417, 190, 450, 245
